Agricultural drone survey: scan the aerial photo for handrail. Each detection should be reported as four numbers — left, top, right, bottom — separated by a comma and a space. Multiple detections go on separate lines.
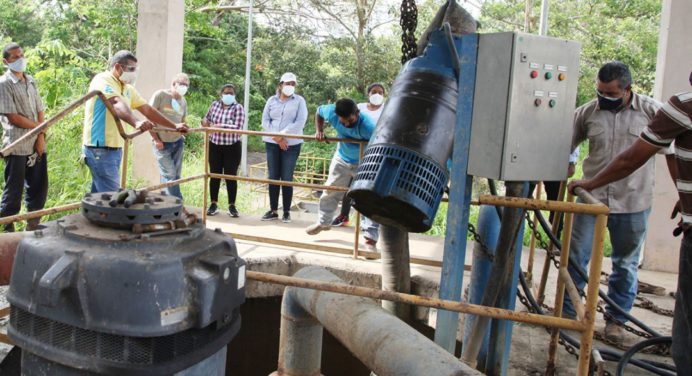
154, 126, 369, 145
0, 90, 140, 157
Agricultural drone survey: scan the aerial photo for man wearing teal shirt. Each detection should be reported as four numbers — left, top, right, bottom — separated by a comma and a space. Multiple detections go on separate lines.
306, 99, 379, 253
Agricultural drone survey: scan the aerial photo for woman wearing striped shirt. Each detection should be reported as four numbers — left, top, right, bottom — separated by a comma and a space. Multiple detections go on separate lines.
201, 84, 245, 217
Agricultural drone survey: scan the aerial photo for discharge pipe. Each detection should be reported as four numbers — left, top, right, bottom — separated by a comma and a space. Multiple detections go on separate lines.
461, 181, 526, 368
379, 224, 411, 321
272, 266, 483, 376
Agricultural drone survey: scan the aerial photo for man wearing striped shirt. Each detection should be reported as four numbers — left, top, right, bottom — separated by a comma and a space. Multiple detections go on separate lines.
569, 73, 692, 374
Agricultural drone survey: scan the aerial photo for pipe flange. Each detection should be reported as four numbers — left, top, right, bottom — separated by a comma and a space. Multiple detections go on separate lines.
82, 190, 184, 229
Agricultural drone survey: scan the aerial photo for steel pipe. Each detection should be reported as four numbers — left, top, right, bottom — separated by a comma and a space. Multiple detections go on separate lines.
273, 266, 482, 376
246, 271, 585, 331
208, 173, 348, 192
478, 195, 608, 215
379, 224, 411, 321
461, 181, 526, 368
559, 267, 585, 320
172, 126, 367, 145
272, 289, 323, 376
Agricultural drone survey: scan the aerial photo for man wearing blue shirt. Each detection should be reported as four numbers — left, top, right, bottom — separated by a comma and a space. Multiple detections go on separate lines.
306, 99, 379, 253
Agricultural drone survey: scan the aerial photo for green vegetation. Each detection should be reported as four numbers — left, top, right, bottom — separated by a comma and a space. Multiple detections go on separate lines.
0, 0, 659, 252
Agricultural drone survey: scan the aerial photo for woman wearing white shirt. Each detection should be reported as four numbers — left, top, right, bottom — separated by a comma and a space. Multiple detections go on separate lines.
260, 72, 308, 223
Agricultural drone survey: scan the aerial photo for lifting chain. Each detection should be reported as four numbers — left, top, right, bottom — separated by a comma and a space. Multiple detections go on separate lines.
634, 296, 674, 317
522, 213, 673, 339
467, 223, 495, 262
399, 0, 418, 64
524, 212, 560, 268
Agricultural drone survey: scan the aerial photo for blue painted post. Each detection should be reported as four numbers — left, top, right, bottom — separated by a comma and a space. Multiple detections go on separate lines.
433, 33, 479, 353
485, 182, 528, 375
463, 205, 501, 368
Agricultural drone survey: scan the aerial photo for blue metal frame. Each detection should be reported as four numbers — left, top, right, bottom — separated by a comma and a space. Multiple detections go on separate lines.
433, 33, 479, 353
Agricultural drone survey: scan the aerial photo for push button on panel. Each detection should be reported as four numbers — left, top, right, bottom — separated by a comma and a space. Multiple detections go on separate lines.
558, 73, 566, 81
549, 99, 557, 108
530, 70, 539, 79
544, 72, 553, 80
534, 98, 542, 107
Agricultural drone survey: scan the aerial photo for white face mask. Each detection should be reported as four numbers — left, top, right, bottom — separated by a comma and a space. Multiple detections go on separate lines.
282, 85, 296, 96
176, 84, 188, 96
369, 93, 384, 106
119, 70, 138, 85
7, 57, 27, 73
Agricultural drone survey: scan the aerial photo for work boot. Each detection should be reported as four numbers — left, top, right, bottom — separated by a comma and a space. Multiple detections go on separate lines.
282, 212, 291, 223
306, 223, 330, 235
604, 321, 625, 344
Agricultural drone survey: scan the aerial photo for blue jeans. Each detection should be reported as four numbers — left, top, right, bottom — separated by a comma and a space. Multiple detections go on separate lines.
563, 208, 651, 322
266, 142, 301, 213
153, 138, 184, 199
83, 146, 122, 193
672, 232, 692, 375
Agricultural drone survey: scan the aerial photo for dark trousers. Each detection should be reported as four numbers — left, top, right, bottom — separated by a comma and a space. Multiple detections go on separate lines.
0, 154, 48, 232
673, 233, 692, 375
265, 142, 301, 213
540, 180, 565, 237
208, 142, 241, 204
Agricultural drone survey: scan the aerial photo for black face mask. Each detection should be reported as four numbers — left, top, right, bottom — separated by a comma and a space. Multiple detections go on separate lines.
597, 93, 624, 111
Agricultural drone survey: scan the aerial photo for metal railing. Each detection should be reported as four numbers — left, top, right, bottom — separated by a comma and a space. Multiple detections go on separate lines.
0, 90, 610, 375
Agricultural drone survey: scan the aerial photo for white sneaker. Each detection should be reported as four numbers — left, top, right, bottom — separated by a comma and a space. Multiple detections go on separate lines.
306, 223, 331, 235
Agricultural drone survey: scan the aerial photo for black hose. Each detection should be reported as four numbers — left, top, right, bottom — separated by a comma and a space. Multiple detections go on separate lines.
616, 337, 675, 376
532, 208, 662, 338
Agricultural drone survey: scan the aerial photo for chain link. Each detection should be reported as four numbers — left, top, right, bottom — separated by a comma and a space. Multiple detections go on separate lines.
399, 0, 418, 64
521, 212, 671, 341
634, 296, 674, 317
524, 212, 560, 268
467, 223, 495, 262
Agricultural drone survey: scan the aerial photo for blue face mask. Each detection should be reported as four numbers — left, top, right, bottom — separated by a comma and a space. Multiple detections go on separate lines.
222, 94, 236, 105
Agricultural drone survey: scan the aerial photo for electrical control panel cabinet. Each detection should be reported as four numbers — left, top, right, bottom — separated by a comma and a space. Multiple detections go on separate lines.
468, 32, 581, 181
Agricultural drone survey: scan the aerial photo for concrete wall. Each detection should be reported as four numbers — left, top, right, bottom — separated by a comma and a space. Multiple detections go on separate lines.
643, 0, 692, 272
133, 0, 185, 186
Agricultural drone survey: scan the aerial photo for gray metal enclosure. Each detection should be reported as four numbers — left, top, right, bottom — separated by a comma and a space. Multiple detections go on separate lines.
468, 32, 581, 181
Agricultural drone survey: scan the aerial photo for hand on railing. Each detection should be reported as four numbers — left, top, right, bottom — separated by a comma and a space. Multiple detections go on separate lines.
315, 130, 326, 142
569, 185, 602, 206
201, 118, 210, 128
135, 119, 155, 132
175, 122, 189, 134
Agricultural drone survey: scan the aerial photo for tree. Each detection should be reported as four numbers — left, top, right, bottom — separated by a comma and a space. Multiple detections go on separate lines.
479, 0, 661, 106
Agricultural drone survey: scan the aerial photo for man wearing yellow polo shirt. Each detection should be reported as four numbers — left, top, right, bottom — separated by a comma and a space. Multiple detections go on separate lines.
83, 50, 188, 193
